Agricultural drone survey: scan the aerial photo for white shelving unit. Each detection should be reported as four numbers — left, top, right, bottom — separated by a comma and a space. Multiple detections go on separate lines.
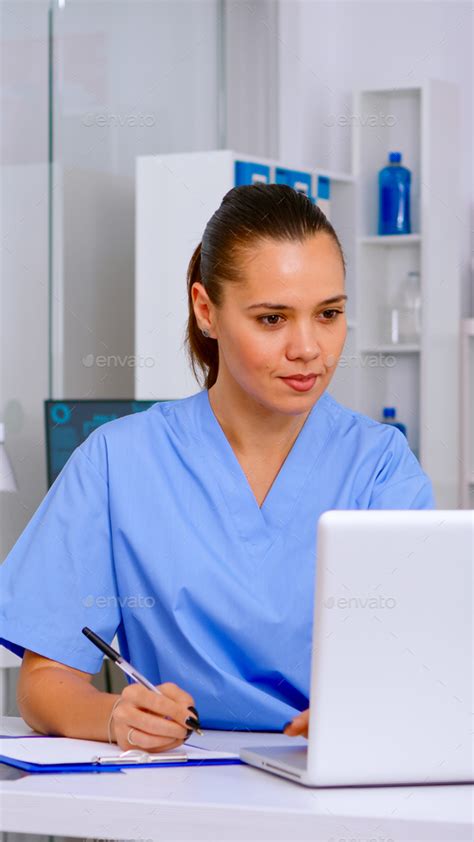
352, 81, 461, 508
358, 234, 422, 246
135, 80, 462, 508
460, 319, 474, 509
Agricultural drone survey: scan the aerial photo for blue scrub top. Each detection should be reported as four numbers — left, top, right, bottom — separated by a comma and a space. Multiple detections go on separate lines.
0, 389, 435, 729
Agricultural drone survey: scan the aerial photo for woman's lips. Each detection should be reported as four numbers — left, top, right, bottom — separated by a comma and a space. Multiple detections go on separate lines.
280, 375, 318, 392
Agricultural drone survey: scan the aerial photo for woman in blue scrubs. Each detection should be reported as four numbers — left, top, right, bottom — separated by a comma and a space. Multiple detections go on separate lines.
0, 184, 434, 752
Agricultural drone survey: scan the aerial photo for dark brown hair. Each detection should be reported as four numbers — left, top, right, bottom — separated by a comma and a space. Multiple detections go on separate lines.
184, 183, 346, 390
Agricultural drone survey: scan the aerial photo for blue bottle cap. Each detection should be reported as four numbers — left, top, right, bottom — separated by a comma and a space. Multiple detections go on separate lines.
383, 407, 396, 418
388, 152, 402, 163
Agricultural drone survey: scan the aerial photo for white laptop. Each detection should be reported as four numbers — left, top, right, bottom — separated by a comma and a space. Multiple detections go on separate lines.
240, 509, 473, 787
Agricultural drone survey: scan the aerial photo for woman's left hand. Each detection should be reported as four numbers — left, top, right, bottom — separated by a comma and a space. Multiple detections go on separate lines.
283, 708, 309, 738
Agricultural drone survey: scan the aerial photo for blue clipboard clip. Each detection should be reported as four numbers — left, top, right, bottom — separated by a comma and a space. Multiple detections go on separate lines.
91, 748, 188, 765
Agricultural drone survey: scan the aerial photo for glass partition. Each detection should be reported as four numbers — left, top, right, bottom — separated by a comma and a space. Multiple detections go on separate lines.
48, 0, 223, 400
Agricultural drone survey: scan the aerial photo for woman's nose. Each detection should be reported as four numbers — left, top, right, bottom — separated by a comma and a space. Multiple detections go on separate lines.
285, 324, 323, 361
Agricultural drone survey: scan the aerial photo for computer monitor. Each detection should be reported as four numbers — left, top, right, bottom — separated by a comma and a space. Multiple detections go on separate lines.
44, 399, 159, 487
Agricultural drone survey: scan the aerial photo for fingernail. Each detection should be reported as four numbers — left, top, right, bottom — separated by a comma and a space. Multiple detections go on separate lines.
283, 720, 294, 732
185, 715, 200, 730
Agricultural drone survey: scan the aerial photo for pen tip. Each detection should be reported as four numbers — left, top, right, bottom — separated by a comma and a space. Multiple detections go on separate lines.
195, 728, 204, 736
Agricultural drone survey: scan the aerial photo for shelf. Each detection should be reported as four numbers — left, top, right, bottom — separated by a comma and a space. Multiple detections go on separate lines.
358, 235, 422, 246
354, 84, 422, 96
229, 150, 355, 184
360, 345, 420, 354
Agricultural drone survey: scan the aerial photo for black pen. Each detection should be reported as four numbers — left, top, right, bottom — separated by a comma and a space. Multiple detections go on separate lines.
82, 626, 203, 735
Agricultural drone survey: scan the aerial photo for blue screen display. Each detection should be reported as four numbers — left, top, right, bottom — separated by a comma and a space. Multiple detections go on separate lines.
44, 400, 158, 486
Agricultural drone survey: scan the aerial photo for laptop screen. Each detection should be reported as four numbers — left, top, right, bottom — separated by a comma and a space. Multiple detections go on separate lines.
44, 399, 158, 487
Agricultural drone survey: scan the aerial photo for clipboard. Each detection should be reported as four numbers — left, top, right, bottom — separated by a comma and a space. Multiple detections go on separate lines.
0, 735, 242, 774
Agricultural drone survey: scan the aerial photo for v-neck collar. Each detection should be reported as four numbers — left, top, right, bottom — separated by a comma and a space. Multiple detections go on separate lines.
192, 389, 335, 557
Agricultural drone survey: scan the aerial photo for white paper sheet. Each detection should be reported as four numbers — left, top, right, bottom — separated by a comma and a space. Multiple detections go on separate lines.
186, 729, 307, 753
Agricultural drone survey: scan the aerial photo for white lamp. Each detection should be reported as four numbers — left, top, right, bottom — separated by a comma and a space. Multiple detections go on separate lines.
0, 422, 18, 492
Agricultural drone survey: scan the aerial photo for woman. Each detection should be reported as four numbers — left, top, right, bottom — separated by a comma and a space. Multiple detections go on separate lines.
0, 184, 434, 753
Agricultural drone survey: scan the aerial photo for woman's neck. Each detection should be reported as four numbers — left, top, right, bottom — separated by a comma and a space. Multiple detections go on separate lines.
207, 380, 311, 459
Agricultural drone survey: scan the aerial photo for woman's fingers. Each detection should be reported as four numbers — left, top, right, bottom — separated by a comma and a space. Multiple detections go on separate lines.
123, 727, 185, 752
123, 682, 196, 730
113, 703, 188, 753
115, 700, 188, 741
111, 681, 199, 753
283, 709, 309, 738
158, 681, 196, 710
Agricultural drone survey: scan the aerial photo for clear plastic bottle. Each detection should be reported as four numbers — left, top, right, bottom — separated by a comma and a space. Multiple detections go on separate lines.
387, 270, 421, 345
378, 151, 411, 235
382, 407, 407, 437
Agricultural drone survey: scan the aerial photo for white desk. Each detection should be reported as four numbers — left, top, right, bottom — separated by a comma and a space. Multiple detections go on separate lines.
0, 717, 472, 841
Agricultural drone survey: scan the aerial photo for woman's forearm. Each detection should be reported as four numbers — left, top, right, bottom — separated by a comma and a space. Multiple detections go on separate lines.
17, 666, 120, 742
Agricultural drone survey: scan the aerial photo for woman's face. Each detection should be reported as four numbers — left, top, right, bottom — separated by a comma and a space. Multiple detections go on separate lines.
194, 233, 347, 415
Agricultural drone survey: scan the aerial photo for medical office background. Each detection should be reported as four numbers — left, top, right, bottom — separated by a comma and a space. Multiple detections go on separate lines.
0, 0, 473, 704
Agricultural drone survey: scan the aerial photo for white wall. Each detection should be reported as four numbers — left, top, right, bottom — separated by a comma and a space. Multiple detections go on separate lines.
0, 2, 50, 560
278, 0, 473, 316
225, 0, 279, 158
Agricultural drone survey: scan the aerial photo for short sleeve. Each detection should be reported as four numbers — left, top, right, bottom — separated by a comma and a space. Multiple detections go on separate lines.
368, 427, 436, 510
0, 444, 120, 673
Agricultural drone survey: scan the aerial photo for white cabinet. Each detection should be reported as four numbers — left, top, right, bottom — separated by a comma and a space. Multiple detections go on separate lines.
135, 80, 462, 508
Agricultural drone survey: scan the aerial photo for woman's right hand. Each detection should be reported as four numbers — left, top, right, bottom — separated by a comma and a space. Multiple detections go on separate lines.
109, 681, 198, 752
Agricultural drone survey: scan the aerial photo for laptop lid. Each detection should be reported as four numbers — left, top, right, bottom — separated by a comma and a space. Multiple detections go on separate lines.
305, 509, 473, 786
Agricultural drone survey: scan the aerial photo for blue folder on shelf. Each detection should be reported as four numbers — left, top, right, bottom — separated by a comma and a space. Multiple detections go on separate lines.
0, 735, 242, 774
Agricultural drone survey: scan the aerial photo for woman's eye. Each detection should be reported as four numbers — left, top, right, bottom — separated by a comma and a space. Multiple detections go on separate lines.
258, 314, 283, 326
321, 309, 343, 321
257, 310, 344, 327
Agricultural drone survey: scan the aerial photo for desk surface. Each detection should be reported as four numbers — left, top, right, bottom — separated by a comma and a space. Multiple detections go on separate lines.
1, 716, 472, 841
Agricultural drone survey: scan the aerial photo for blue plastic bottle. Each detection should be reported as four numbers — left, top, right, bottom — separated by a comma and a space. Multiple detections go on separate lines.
382, 407, 407, 437
378, 152, 411, 235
